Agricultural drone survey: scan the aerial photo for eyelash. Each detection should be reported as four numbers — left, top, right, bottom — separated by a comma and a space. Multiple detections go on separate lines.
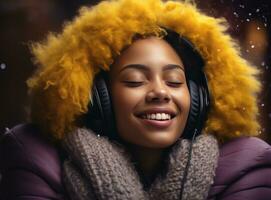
123, 81, 144, 87
166, 81, 183, 87
123, 81, 183, 88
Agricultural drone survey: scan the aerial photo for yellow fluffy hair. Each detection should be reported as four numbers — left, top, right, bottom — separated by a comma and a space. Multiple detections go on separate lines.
27, 0, 261, 142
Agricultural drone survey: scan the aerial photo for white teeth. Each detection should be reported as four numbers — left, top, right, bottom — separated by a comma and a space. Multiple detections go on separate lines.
157, 113, 162, 120
144, 113, 171, 120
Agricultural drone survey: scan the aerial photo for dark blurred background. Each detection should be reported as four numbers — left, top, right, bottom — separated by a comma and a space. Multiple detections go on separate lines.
0, 0, 270, 143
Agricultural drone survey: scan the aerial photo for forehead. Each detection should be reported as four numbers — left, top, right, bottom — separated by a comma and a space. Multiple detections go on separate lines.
111, 37, 183, 70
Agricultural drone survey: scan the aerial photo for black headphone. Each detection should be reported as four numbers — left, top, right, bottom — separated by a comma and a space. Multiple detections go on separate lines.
84, 31, 210, 140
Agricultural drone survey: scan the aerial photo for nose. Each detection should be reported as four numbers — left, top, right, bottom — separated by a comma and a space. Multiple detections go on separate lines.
146, 79, 171, 103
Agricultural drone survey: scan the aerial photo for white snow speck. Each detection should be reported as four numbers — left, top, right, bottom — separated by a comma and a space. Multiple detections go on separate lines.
0, 63, 6, 70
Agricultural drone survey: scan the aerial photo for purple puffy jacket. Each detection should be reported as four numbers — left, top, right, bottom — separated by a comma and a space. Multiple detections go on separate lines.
1, 124, 271, 200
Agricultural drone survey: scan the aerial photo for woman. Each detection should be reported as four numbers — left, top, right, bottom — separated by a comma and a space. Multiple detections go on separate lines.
1, 0, 271, 199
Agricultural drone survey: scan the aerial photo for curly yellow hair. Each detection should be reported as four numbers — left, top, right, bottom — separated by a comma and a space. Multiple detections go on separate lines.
27, 0, 261, 141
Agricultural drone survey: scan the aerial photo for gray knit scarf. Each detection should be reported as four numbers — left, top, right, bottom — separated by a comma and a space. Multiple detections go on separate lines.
62, 128, 219, 200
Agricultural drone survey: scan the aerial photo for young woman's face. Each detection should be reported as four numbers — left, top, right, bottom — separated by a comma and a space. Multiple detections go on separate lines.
109, 37, 190, 148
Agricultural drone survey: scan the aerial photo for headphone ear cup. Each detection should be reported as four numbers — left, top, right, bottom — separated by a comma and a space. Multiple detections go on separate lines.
183, 80, 200, 139
87, 72, 116, 138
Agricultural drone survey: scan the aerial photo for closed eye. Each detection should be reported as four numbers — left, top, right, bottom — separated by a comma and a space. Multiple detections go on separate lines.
166, 81, 183, 87
122, 81, 145, 87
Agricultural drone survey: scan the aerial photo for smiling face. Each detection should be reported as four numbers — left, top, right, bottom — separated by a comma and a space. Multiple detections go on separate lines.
109, 37, 190, 148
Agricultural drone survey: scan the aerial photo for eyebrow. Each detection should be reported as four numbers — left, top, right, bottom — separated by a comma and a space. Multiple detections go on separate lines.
119, 64, 184, 73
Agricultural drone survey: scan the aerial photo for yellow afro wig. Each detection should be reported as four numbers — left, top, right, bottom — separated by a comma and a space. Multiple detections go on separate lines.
27, 0, 261, 141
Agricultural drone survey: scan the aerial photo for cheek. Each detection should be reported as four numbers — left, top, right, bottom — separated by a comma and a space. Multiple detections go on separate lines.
174, 87, 191, 116
172, 87, 190, 140
111, 85, 144, 125
111, 86, 146, 141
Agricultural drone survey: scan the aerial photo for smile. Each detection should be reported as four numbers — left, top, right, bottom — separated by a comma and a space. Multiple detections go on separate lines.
140, 113, 172, 121
136, 112, 176, 129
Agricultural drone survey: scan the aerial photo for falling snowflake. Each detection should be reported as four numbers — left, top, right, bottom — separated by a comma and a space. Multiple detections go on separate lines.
233, 12, 239, 17
257, 27, 261, 30
262, 15, 267, 22
251, 45, 255, 49
246, 18, 250, 22
0, 63, 6, 70
256, 8, 260, 12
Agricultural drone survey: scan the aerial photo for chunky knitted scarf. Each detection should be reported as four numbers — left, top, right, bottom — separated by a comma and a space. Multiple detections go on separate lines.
62, 128, 219, 200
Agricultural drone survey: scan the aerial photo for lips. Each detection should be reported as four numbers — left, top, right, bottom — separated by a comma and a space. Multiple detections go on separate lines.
135, 108, 177, 129
139, 118, 174, 129
135, 108, 177, 119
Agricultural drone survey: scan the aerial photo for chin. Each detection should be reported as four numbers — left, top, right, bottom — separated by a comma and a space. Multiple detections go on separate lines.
137, 134, 180, 149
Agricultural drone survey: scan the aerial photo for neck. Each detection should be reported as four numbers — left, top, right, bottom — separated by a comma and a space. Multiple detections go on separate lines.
127, 144, 166, 185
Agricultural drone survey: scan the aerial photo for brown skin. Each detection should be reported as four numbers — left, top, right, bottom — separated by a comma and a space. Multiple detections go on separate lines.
109, 37, 190, 179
